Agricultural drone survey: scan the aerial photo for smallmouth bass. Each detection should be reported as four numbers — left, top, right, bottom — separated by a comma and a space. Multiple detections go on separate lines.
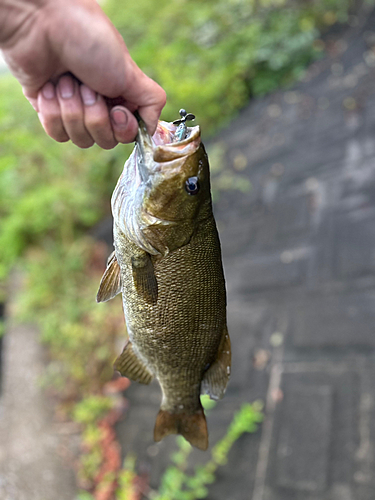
97, 113, 231, 450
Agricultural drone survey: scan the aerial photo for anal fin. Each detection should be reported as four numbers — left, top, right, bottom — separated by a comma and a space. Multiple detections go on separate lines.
201, 326, 231, 401
96, 251, 121, 303
114, 341, 153, 384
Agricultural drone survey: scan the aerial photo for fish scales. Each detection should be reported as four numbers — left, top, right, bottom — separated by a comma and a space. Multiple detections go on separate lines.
97, 114, 231, 450
115, 217, 226, 383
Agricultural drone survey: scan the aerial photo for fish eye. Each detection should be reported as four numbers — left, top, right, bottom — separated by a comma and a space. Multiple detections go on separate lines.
185, 176, 200, 195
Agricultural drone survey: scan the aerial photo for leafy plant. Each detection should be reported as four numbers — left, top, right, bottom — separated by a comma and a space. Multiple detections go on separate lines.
103, 0, 353, 135
73, 396, 115, 426
77, 492, 95, 500
116, 455, 140, 500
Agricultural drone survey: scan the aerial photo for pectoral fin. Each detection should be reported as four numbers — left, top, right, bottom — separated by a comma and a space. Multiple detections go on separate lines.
201, 326, 231, 401
131, 252, 158, 304
96, 251, 121, 303
114, 340, 153, 384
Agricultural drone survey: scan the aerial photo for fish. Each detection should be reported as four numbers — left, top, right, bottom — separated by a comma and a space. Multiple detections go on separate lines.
97, 112, 231, 451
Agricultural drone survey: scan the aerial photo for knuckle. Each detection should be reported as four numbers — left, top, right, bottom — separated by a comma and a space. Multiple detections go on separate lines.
80, 142, 95, 149
114, 133, 133, 145
50, 130, 69, 143
42, 108, 62, 123
41, 120, 68, 143
63, 112, 83, 126
72, 136, 95, 149
99, 139, 117, 150
56, 136, 70, 143
86, 114, 108, 131
159, 88, 167, 108
85, 113, 117, 148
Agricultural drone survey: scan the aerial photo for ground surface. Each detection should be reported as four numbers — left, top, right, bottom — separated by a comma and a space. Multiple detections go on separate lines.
116, 4, 375, 499
0, 276, 78, 500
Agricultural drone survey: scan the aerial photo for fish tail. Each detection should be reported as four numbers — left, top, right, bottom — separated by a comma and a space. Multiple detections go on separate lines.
154, 405, 208, 451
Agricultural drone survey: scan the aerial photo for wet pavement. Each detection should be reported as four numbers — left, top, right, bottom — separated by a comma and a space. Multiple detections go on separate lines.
116, 4, 375, 499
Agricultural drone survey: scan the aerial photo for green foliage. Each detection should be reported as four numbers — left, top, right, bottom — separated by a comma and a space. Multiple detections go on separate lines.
73, 396, 114, 425
150, 402, 264, 500
79, 446, 103, 485
116, 455, 139, 500
200, 394, 217, 411
18, 239, 122, 397
76, 492, 95, 500
74, 396, 118, 487
0, 320, 5, 338
104, 0, 353, 135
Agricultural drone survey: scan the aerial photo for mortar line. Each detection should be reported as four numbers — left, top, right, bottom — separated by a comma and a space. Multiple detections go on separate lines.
251, 345, 284, 500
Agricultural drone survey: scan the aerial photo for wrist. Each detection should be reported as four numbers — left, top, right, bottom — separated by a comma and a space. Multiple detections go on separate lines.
0, 0, 46, 47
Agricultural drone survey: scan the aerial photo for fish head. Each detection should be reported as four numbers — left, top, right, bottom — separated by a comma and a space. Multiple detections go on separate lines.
112, 117, 212, 255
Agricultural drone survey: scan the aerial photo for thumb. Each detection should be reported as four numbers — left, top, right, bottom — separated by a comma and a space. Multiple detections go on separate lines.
119, 59, 166, 136
110, 106, 138, 144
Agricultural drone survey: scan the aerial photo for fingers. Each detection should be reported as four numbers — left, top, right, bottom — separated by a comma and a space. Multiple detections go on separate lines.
80, 85, 116, 149
56, 76, 94, 148
36, 75, 138, 149
38, 76, 93, 147
37, 82, 69, 143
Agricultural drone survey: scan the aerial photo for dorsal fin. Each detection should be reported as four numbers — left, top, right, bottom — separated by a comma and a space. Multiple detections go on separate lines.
114, 340, 153, 385
201, 326, 231, 401
96, 251, 121, 303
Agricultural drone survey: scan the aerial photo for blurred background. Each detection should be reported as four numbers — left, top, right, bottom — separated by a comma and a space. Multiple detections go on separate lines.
1, 0, 375, 498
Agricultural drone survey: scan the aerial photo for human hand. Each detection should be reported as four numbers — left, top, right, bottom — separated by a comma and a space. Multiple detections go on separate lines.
0, 0, 166, 149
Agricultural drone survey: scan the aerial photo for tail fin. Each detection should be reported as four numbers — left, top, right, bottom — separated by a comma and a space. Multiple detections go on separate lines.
154, 406, 208, 451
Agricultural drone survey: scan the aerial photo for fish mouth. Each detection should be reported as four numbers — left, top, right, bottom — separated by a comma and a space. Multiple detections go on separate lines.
135, 113, 201, 177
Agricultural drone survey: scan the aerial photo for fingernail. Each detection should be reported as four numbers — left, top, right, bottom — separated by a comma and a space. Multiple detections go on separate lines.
42, 82, 55, 100
59, 77, 74, 99
111, 108, 128, 127
80, 85, 97, 106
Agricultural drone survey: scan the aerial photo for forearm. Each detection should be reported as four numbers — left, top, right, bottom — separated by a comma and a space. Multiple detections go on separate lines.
0, 0, 46, 46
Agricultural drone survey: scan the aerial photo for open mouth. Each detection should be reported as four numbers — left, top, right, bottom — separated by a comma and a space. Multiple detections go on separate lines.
152, 123, 201, 163
152, 121, 199, 147
133, 111, 202, 186
152, 108, 197, 146
136, 117, 201, 167
152, 121, 177, 146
